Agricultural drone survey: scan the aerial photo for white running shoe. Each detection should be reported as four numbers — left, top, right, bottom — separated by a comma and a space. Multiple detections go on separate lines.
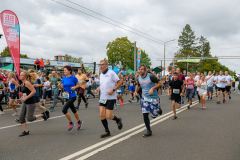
0, 111, 5, 115
12, 112, 19, 116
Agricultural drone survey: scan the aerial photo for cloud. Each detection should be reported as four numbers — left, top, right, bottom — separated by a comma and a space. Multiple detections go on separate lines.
0, 0, 240, 73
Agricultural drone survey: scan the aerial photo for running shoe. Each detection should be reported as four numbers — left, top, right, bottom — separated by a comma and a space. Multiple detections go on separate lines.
68, 123, 74, 132
210, 97, 212, 100
216, 101, 220, 104
75, 106, 79, 110
45, 110, 50, 119
15, 119, 20, 123
120, 101, 124, 105
128, 100, 132, 103
19, 131, 29, 137
100, 132, 111, 138
117, 118, 123, 130
41, 112, 47, 121
49, 107, 54, 111
202, 105, 206, 109
77, 121, 83, 130
85, 102, 88, 108
208, 97, 210, 100
143, 130, 152, 137
223, 100, 225, 103
0, 111, 5, 115
172, 115, 177, 120
137, 96, 140, 103
188, 105, 190, 109
12, 112, 19, 116
229, 96, 231, 99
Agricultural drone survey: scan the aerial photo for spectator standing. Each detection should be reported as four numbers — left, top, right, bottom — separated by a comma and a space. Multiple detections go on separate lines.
34, 58, 40, 70
39, 58, 45, 71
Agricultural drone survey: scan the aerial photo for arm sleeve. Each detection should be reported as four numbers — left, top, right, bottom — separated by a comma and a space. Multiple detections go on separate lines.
150, 74, 160, 83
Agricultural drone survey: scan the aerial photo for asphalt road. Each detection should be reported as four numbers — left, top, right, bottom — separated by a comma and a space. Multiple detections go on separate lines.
0, 91, 239, 160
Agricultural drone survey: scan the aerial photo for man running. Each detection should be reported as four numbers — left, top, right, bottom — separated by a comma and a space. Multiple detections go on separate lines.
128, 72, 136, 103
134, 64, 162, 137
75, 68, 89, 109
168, 72, 185, 120
216, 71, 227, 104
194, 71, 201, 103
95, 60, 123, 138
225, 71, 233, 99
206, 71, 214, 100
214, 72, 219, 97
49, 71, 64, 111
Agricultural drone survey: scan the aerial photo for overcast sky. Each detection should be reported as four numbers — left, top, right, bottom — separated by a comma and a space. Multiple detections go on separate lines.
1, 0, 240, 73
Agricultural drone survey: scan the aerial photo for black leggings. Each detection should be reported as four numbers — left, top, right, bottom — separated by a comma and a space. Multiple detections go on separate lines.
78, 93, 87, 105
143, 113, 151, 132
0, 94, 7, 111
62, 97, 77, 114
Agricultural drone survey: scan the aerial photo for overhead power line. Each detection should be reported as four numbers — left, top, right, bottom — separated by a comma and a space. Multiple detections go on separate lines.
51, 0, 179, 50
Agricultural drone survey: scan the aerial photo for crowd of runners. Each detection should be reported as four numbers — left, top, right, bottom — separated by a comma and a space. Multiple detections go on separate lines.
0, 60, 239, 137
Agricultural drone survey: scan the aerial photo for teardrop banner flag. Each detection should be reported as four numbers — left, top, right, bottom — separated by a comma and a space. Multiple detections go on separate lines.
137, 47, 141, 71
0, 10, 20, 78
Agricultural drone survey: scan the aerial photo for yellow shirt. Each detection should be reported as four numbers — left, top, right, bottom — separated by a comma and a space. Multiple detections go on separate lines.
75, 74, 89, 89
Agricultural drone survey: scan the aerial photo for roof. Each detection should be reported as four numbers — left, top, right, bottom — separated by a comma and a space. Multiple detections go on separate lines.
54, 55, 65, 57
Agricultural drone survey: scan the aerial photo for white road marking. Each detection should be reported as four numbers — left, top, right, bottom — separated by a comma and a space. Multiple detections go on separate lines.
60, 100, 200, 160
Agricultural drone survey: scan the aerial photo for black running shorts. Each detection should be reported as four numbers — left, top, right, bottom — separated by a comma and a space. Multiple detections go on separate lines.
225, 86, 231, 92
171, 95, 181, 104
217, 87, 225, 92
100, 100, 115, 110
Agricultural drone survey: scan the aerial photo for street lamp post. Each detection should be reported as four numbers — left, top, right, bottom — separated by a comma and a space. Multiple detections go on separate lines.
164, 39, 175, 76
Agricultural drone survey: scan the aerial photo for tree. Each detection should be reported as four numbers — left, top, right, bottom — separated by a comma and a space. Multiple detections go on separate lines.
65, 54, 83, 63
197, 36, 211, 57
106, 37, 135, 70
106, 37, 152, 70
178, 24, 197, 51
0, 46, 29, 58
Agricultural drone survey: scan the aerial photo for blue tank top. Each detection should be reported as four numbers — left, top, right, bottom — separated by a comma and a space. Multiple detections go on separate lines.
138, 73, 159, 99
33, 79, 40, 97
9, 79, 16, 91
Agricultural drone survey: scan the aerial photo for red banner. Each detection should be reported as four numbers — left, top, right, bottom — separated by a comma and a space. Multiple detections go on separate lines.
0, 10, 20, 78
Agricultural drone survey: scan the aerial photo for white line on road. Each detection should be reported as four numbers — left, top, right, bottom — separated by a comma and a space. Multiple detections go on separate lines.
60, 100, 200, 160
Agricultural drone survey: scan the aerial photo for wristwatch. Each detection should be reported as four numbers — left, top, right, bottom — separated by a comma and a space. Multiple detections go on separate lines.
113, 89, 116, 92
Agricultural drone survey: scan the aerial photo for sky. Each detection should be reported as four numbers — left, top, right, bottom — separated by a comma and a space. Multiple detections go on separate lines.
1, 0, 240, 73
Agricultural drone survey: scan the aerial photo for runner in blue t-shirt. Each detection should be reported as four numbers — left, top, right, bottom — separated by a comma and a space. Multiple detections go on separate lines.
58, 66, 83, 132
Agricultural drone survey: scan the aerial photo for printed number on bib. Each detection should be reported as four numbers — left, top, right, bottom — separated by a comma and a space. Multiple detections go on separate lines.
23, 93, 27, 98
117, 89, 121, 92
99, 100, 107, 104
63, 92, 69, 99
208, 84, 213, 87
0, 91, 2, 94
144, 98, 152, 102
52, 85, 56, 89
78, 80, 82, 84
173, 89, 180, 94
188, 85, 193, 89
130, 83, 134, 86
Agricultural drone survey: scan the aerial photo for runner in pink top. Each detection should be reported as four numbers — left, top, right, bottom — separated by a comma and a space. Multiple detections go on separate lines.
185, 73, 194, 109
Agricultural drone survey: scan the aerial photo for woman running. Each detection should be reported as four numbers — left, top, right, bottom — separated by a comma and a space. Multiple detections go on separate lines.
58, 66, 83, 132
17, 71, 47, 137
185, 73, 194, 109
0, 78, 7, 115
8, 72, 20, 116
197, 71, 215, 109
116, 74, 125, 105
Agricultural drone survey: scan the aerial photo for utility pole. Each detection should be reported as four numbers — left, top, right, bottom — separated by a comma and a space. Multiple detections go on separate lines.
134, 41, 136, 75
164, 39, 175, 76
161, 60, 162, 77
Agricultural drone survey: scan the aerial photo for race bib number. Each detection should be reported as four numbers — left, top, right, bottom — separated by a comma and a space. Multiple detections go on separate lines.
99, 99, 107, 104
208, 84, 213, 87
52, 84, 56, 89
201, 86, 207, 90
23, 93, 27, 98
78, 80, 82, 84
173, 89, 180, 94
117, 89, 121, 93
0, 91, 2, 94
144, 98, 152, 102
63, 92, 69, 99
130, 83, 134, 86
188, 85, 193, 89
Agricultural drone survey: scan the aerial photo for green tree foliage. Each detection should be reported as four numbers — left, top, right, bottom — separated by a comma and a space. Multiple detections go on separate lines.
106, 37, 134, 70
0, 46, 29, 58
106, 37, 152, 70
170, 24, 233, 74
65, 54, 83, 63
178, 24, 197, 51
